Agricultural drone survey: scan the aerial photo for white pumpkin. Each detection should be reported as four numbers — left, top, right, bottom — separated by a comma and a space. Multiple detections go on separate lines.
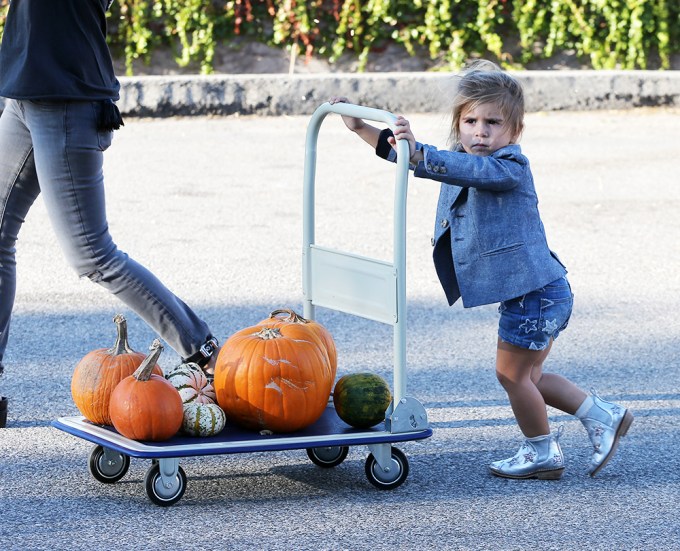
182, 402, 227, 437
166, 362, 216, 404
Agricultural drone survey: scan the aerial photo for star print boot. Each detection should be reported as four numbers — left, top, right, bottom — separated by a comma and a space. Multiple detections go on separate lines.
576, 390, 633, 477
489, 427, 565, 480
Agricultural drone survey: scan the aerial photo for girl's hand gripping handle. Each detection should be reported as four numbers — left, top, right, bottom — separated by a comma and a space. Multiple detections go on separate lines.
391, 116, 421, 163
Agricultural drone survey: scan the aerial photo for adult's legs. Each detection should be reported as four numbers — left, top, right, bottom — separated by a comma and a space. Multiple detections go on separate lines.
24, 100, 212, 359
0, 100, 42, 366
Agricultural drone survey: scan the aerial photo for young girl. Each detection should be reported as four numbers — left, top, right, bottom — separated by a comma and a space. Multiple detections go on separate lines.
330, 61, 633, 479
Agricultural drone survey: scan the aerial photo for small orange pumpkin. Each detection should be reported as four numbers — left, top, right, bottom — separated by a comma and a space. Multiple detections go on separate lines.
258, 309, 337, 378
109, 339, 183, 442
213, 324, 333, 433
71, 314, 163, 426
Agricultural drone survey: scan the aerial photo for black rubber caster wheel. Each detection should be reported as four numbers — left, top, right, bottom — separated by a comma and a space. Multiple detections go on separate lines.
144, 463, 187, 506
364, 447, 409, 490
306, 446, 349, 468
88, 445, 130, 484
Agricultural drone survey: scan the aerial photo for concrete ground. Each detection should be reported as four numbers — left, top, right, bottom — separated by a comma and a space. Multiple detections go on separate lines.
0, 106, 678, 550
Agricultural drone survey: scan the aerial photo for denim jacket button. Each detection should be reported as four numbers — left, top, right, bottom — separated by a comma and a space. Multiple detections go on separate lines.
427, 163, 433, 171
440, 166, 447, 174
440, 219, 449, 228
430, 237, 435, 246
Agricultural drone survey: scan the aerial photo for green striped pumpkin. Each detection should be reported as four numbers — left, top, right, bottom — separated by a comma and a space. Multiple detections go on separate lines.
166, 362, 216, 404
182, 402, 227, 437
332, 372, 392, 429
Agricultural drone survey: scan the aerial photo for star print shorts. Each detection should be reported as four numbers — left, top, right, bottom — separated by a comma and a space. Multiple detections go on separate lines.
498, 276, 573, 351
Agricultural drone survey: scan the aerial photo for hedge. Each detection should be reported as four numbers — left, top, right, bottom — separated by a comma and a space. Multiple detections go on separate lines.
0, 0, 678, 75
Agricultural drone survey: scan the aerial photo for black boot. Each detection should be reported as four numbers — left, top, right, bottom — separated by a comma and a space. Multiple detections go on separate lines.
0, 363, 7, 428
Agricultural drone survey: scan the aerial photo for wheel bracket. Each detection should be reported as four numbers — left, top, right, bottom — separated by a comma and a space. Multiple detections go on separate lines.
367, 443, 393, 471
157, 457, 180, 489
102, 446, 122, 466
385, 396, 429, 433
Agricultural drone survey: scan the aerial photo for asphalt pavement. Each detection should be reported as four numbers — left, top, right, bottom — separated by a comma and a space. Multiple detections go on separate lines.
0, 105, 679, 550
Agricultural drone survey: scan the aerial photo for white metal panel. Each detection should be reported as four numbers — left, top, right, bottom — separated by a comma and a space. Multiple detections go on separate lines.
308, 245, 397, 325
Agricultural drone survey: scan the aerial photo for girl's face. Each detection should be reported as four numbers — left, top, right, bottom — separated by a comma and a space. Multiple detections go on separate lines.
458, 102, 518, 156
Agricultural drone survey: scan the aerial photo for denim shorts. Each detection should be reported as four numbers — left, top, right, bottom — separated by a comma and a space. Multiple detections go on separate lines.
498, 276, 573, 351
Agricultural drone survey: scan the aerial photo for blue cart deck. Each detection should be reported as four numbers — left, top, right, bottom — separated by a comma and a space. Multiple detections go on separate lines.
53, 405, 432, 459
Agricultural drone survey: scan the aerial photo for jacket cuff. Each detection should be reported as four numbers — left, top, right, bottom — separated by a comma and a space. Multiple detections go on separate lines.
375, 128, 394, 160
376, 128, 424, 167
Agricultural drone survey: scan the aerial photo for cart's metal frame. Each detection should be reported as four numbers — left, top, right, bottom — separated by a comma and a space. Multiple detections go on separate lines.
302, 100, 430, 436
52, 102, 431, 506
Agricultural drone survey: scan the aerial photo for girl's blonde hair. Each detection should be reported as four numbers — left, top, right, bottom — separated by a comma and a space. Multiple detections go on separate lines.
447, 60, 525, 149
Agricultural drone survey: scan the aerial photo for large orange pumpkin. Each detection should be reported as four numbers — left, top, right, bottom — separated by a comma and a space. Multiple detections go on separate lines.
213, 324, 333, 433
109, 339, 183, 442
258, 309, 338, 379
71, 314, 162, 425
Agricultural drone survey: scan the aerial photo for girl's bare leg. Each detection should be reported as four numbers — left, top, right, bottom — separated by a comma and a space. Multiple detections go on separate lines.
495, 337, 553, 437
532, 368, 587, 416
527, 338, 587, 414
491, 337, 572, 479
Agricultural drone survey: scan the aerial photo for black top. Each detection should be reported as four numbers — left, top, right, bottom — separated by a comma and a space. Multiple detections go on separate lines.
0, 0, 120, 100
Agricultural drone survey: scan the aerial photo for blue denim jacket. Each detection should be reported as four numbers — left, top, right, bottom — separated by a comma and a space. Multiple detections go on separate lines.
383, 137, 567, 307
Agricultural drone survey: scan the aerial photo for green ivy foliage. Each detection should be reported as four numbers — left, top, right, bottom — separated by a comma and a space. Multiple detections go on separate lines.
0, 0, 678, 74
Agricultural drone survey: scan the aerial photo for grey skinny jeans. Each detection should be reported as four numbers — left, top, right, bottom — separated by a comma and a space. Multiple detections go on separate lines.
0, 99, 212, 364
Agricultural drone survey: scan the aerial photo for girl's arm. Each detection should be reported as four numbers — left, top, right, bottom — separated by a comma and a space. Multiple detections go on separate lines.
330, 100, 524, 190
329, 96, 382, 148
415, 145, 526, 191
329, 97, 423, 164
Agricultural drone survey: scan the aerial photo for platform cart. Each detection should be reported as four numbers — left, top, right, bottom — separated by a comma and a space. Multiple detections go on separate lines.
52, 102, 432, 506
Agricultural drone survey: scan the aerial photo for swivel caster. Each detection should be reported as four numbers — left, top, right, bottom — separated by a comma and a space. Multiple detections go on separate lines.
364, 447, 409, 490
88, 445, 130, 484
306, 446, 349, 468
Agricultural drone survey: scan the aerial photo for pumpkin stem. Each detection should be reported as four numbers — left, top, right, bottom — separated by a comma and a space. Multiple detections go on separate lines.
132, 339, 164, 381
108, 314, 136, 356
268, 308, 309, 324
256, 327, 283, 340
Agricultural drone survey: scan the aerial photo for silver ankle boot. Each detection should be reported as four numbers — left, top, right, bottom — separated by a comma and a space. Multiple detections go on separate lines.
577, 390, 634, 477
489, 428, 565, 480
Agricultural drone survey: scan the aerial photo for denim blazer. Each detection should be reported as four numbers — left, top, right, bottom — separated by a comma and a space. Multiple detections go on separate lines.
383, 139, 567, 308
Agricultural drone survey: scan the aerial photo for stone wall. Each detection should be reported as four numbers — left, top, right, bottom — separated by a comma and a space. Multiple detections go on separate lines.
2, 71, 679, 116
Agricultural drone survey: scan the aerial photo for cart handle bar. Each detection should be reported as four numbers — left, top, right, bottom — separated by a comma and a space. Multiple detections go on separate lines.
302, 102, 410, 402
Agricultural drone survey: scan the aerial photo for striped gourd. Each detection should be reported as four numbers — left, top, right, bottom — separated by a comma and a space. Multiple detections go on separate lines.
166, 362, 216, 404
182, 402, 226, 437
